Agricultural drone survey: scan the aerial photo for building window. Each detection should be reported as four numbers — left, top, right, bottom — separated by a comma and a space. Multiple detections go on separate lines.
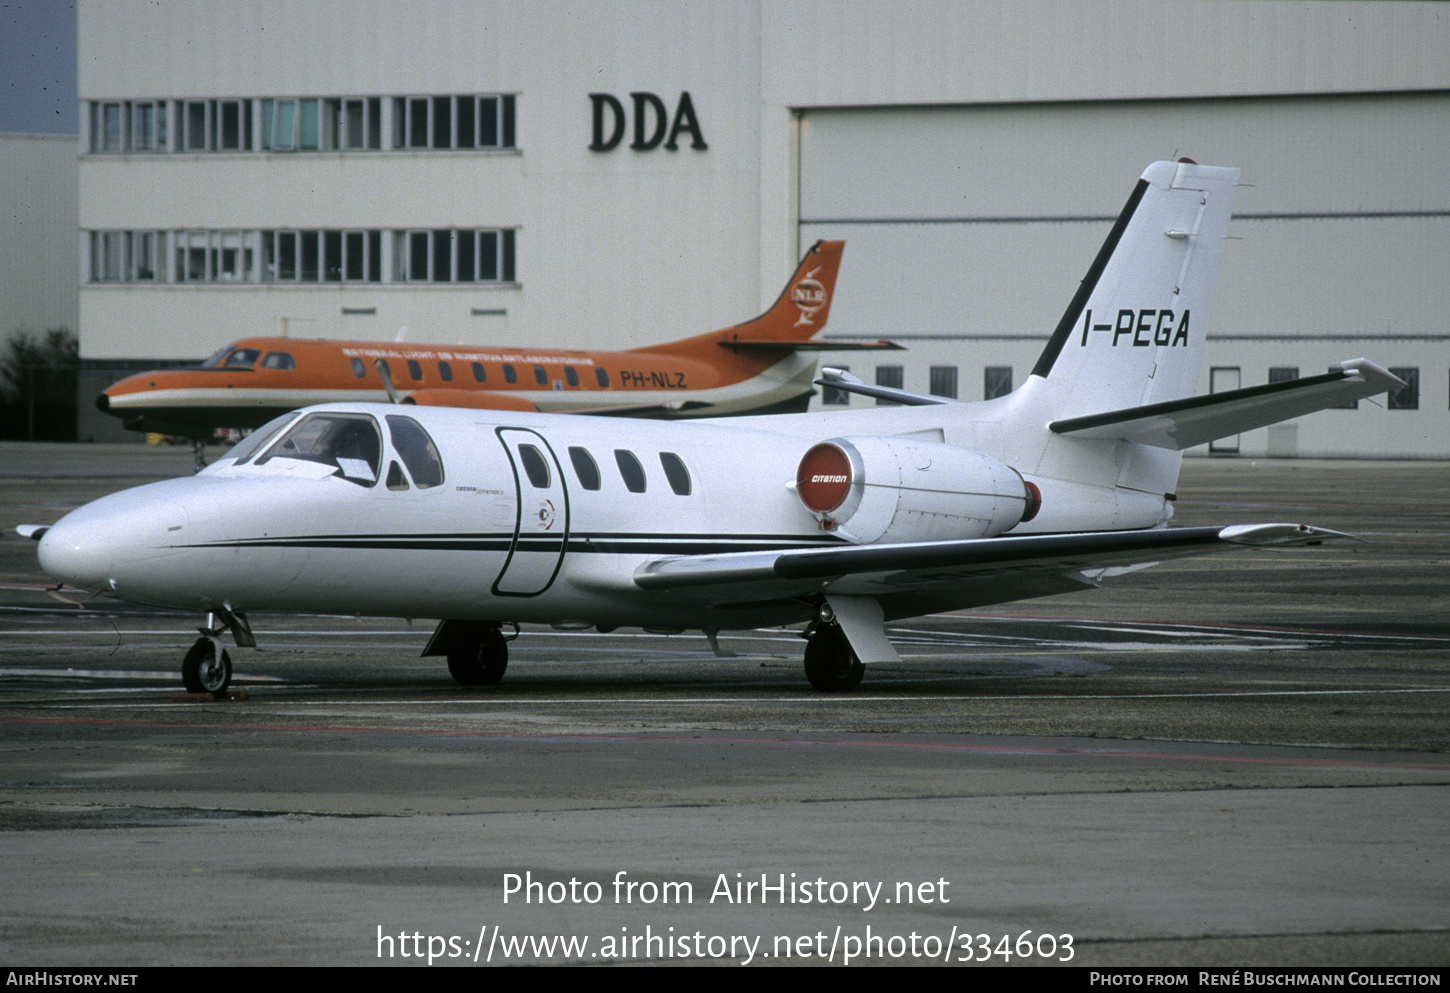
874, 365, 903, 406
822, 365, 850, 405
984, 366, 1013, 400
393, 229, 517, 283
1387, 368, 1419, 410
929, 366, 958, 400
392, 94, 516, 150
1269, 366, 1299, 384
88, 93, 514, 155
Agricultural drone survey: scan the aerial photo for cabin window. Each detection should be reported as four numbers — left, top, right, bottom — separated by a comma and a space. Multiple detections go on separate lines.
659, 453, 691, 496
260, 351, 295, 370
438, 361, 453, 382
223, 348, 260, 368
533, 365, 547, 385
565, 366, 579, 387
595, 368, 610, 388
503, 364, 517, 384
568, 447, 600, 490
350, 357, 366, 378
257, 412, 381, 486
471, 362, 487, 383
407, 359, 423, 381
517, 444, 551, 489
386, 415, 445, 488
614, 450, 646, 493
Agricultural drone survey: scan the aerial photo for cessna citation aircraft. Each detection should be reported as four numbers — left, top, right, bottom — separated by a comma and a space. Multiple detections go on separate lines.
29, 161, 1402, 695
96, 239, 888, 438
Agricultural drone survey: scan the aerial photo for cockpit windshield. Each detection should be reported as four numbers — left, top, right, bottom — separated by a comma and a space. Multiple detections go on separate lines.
223, 412, 301, 465
201, 346, 261, 368
255, 412, 382, 485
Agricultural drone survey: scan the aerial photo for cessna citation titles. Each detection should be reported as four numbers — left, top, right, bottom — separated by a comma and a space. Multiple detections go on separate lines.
95, 239, 900, 439
29, 161, 1402, 694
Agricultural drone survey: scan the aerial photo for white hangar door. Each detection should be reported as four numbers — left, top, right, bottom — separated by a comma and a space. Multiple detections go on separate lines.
796, 95, 1450, 457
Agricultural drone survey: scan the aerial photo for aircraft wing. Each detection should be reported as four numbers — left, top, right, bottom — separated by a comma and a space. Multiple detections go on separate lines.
633, 523, 1348, 620
1049, 359, 1405, 450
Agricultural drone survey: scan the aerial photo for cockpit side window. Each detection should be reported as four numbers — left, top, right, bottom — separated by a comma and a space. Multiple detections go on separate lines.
386, 414, 445, 489
256, 412, 381, 485
222, 348, 261, 368
260, 351, 296, 370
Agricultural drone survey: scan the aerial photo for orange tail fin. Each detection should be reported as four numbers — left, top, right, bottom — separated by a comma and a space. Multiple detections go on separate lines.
639, 241, 845, 358
726, 239, 845, 342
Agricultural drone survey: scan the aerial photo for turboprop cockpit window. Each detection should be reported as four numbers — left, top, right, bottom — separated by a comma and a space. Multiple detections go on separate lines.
221, 348, 261, 368
385, 414, 444, 489
256, 412, 381, 485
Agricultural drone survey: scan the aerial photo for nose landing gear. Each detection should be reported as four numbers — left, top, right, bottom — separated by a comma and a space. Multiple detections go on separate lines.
180, 606, 254, 696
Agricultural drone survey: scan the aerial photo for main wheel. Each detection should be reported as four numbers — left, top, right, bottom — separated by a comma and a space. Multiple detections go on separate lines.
446, 626, 508, 686
182, 637, 232, 695
803, 623, 865, 692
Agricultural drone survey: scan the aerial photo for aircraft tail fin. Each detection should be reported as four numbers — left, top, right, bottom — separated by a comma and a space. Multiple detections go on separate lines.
1027, 160, 1240, 419
726, 239, 845, 343
638, 240, 848, 359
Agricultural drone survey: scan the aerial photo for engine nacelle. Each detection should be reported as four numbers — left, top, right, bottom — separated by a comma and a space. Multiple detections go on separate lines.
796, 436, 1038, 544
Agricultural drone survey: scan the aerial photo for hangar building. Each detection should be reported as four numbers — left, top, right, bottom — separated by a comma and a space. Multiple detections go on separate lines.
76, 0, 1449, 456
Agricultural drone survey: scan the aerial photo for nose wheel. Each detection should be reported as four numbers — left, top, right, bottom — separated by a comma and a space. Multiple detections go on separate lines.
182, 636, 232, 695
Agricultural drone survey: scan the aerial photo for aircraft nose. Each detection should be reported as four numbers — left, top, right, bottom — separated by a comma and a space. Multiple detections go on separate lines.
37, 490, 189, 594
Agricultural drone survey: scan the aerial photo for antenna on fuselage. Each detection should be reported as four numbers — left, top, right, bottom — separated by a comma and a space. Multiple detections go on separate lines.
373, 358, 402, 404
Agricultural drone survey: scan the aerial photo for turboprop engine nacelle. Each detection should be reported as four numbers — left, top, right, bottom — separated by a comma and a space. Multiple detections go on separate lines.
796, 436, 1039, 544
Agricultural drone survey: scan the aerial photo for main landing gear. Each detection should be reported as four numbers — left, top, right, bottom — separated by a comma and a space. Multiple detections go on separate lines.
424, 620, 514, 687
802, 620, 865, 692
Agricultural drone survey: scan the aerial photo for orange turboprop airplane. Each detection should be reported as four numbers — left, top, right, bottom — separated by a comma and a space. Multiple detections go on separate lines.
99, 241, 895, 438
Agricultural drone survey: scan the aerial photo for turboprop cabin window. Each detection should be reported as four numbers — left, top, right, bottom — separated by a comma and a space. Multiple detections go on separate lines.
386, 415, 445, 488
260, 351, 295, 370
351, 357, 366, 378
256, 412, 381, 485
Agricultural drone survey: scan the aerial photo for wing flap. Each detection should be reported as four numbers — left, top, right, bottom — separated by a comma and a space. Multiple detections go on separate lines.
634, 524, 1349, 613
1049, 360, 1405, 450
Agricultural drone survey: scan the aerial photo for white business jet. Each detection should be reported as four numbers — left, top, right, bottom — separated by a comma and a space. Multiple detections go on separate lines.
27, 161, 1402, 695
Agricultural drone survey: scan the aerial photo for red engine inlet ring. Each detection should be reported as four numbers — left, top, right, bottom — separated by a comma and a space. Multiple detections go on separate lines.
796, 443, 853, 513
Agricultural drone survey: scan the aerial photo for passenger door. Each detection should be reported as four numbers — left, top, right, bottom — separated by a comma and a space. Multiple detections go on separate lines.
493, 428, 569, 596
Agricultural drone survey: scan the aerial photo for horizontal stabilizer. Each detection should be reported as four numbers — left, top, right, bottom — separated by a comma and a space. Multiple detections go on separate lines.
1049, 359, 1405, 450
814, 367, 956, 407
17, 524, 49, 541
